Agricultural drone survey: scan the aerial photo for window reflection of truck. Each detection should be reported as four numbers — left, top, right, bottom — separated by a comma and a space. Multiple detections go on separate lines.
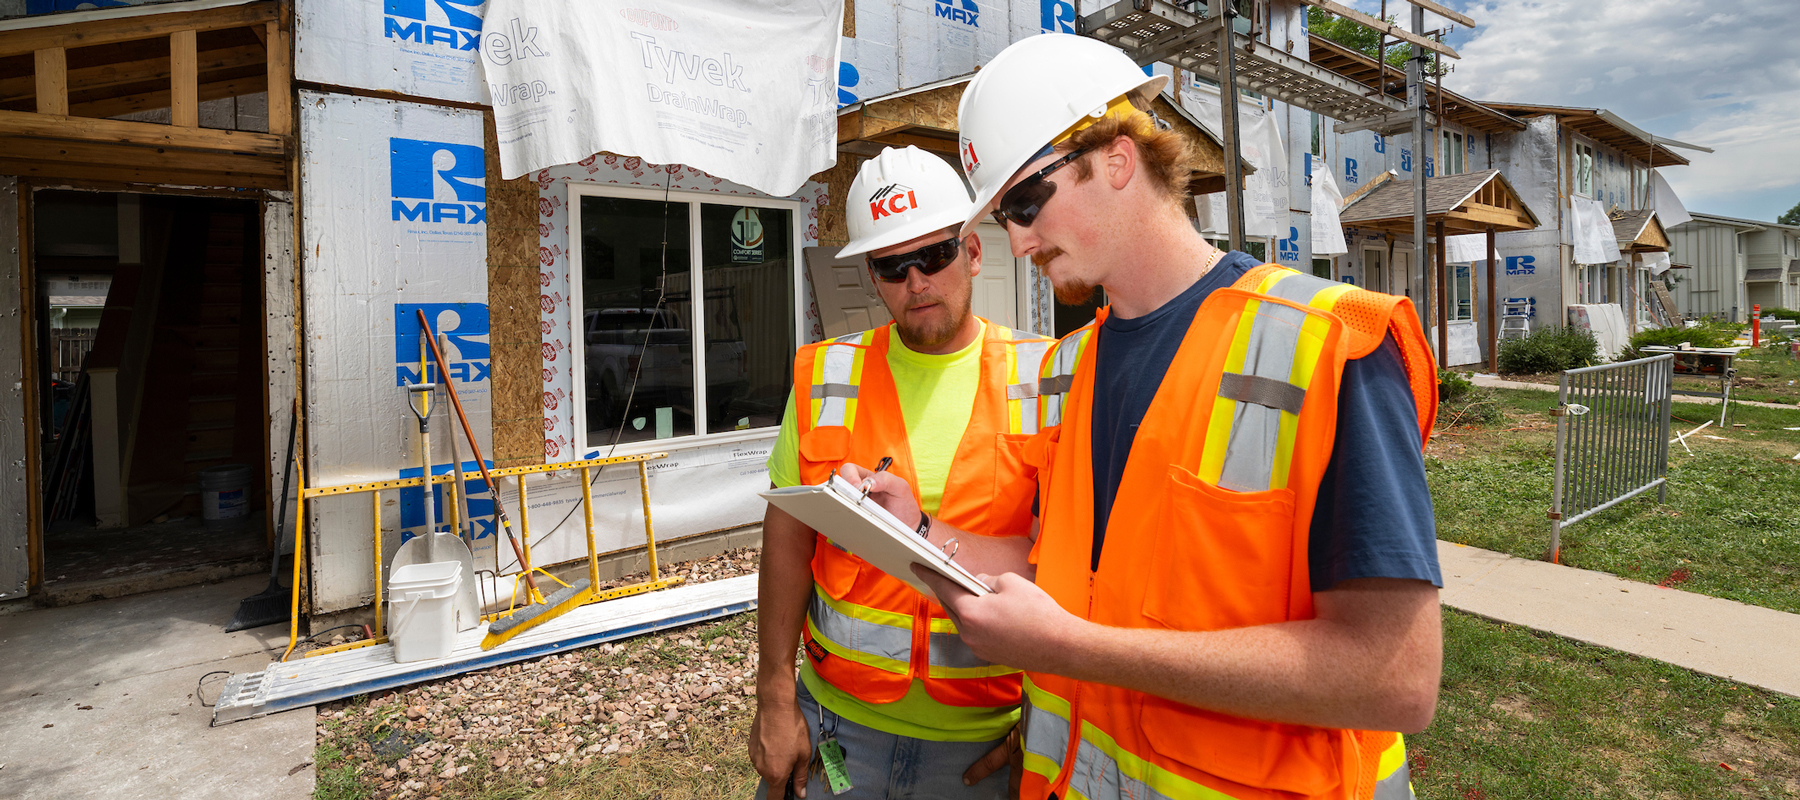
583, 308, 747, 427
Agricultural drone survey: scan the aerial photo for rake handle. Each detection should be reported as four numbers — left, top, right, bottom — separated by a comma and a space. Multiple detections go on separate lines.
416, 309, 538, 599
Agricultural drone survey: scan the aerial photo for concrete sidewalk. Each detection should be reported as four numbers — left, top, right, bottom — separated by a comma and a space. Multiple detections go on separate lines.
1438, 540, 1800, 698
1471, 373, 1799, 411
0, 575, 314, 800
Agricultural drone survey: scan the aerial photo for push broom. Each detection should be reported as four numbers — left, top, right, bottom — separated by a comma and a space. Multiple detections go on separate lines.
416, 309, 592, 650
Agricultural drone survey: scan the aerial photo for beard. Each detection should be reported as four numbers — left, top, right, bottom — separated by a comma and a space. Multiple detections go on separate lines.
892, 285, 974, 351
1034, 247, 1099, 305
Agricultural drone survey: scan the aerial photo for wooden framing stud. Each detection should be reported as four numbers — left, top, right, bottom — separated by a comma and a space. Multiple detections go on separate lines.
265, 20, 292, 136
34, 48, 68, 115
171, 29, 198, 128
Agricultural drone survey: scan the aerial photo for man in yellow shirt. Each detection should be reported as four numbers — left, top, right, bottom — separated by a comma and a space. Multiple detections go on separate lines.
750, 146, 1048, 799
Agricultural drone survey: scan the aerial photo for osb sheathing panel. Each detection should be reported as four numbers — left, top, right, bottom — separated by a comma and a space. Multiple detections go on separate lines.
486, 112, 544, 467
861, 83, 964, 132
812, 154, 866, 248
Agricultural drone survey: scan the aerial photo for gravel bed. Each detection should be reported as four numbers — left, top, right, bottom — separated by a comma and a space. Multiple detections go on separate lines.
315, 547, 764, 799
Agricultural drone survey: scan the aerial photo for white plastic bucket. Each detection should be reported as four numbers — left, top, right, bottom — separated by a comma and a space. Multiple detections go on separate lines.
199, 463, 251, 523
387, 560, 462, 663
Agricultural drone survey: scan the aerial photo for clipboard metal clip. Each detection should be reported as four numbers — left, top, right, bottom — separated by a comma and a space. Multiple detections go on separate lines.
858, 455, 895, 504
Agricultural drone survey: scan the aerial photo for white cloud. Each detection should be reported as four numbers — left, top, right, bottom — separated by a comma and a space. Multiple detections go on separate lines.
1440, 0, 1799, 221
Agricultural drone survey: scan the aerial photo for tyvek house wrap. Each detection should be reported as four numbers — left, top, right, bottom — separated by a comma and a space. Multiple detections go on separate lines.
300, 92, 496, 614
479, 0, 842, 196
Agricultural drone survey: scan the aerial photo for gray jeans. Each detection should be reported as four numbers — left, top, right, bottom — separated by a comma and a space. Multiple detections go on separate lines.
755, 678, 1011, 800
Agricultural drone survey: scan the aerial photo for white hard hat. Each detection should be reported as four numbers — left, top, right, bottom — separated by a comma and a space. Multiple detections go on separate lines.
839, 146, 975, 258
956, 34, 1168, 234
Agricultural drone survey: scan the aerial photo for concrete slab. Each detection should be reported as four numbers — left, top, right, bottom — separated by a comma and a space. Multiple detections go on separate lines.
1438, 540, 1800, 698
0, 575, 314, 800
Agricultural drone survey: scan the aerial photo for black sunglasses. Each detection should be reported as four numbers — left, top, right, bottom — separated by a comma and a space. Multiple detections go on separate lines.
867, 236, 965, 283
990, 148, 1090, 229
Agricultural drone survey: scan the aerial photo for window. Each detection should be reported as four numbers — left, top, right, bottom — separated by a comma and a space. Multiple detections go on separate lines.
1311, 258, 1332, 280
1451, 264, 1473, 320
1633, 166, 1649, 209
1363, 247, 1386, 295
570, 186, 800, 449
1440, 129, 1465, 176
1574, 141, 1595, 197
1310, 111, 1322, 157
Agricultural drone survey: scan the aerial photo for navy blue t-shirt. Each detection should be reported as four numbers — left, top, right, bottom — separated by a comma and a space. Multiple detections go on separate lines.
1088, 252, 1441, 591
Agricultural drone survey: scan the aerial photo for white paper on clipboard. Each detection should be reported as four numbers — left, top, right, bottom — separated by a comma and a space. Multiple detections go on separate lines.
760, 476, 993, 599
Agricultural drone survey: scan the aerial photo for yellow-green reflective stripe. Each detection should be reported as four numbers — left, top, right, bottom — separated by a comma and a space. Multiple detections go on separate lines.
808, 588, 912, 669
1021, 685, 1072, 781
804, 614, 909, 674
1064, 717, 1237, 800
1374, 734, 1414, 799
1197, 299, 1261, 484
1024, 678, 1244, 800
1377, 734, 1406, 777
1039, 327, 1094, 428
813, 584, 914, 629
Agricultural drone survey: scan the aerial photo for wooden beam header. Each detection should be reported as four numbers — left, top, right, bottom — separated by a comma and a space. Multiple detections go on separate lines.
0, 2, 276, 58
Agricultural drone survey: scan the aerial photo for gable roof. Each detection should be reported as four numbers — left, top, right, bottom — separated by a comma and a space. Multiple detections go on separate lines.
1339, 168, 1541, 235
1610, 209, 1669, 252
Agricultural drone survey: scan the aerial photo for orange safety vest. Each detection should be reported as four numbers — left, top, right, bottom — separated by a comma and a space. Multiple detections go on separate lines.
794, 321, 1054, 709
1019, 266, 1438, 800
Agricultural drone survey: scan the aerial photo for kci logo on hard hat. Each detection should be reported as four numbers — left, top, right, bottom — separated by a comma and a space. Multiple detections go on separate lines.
961, 141, 979, 174
868, 184, 921, 221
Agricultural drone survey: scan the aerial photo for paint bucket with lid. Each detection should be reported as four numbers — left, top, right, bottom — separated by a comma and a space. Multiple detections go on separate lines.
199, 463, 252, 525
388, 560, 463, 663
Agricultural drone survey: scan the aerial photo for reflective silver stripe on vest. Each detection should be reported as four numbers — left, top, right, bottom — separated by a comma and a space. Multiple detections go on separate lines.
1067, 737, 1174, 800
1022, 694, 1071, 766
1011, 333, 1054, 435
1374, 761, 1415, 800
927, 629, 995, 669
808, 588, 910, 668
1216, 297, 1310, 493
1213, 268, 1352, 494
1039, 328, 1093, 428
811, 384, 858, 399
1217, 372, 1306, 415
1023, 695, 1176, 800
1263, 269, 1339, 307
812, 342, 861, 428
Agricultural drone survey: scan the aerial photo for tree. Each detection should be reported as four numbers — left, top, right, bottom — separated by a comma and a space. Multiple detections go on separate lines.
1780, 200, 1800, 227
1307, 8, 1446, 77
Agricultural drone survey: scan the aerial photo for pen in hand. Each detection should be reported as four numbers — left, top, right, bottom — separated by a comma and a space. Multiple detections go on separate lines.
858, 456, 894, 502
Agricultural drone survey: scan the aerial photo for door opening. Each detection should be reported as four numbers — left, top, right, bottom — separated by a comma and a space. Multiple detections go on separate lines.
34, 191, 271, 595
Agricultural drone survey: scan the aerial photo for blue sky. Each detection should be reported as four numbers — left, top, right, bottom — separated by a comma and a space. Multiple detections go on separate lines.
1341, 0, 1799, 223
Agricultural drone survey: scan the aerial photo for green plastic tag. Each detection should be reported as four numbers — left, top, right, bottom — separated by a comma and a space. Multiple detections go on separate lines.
818, 737, 853, 796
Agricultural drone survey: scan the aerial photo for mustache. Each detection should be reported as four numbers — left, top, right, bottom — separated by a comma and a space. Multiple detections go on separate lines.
1031, 248, 1066, 269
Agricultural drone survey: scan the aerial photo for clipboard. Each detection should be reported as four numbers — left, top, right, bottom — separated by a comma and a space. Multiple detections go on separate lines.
760, 475, 993, 599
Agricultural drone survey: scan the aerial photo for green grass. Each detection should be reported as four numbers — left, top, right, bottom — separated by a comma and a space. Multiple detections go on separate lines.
314, 742, 372, 800
1709, 345, 1800, 406
1429, 388, 1800, 613
1412, 610, 1800, 799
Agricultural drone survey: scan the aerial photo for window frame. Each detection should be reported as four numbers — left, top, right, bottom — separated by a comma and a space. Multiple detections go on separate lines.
1439, 129, 1465, 176
565, 181, 809, 455
1574, 140, 1596, 198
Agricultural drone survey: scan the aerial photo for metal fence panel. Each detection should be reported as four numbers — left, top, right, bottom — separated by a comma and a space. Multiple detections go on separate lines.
1548, 354, 1673, 562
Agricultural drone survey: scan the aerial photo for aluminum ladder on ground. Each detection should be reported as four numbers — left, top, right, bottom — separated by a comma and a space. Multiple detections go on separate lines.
211, 574, 757, 724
